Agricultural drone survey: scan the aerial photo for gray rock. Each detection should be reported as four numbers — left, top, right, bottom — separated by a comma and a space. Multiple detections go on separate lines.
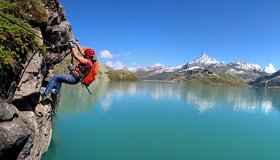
0, 103, 31, 159
17, 105, 52, 160
0, 101, 53, 160
13, 49, 43, 100
0, 102, 19, 122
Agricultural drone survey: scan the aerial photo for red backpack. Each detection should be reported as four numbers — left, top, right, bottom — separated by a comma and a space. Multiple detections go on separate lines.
82, 62, 98, 86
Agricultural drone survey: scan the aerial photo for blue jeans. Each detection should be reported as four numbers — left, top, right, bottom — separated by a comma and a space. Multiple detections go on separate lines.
43, 74, 79, 96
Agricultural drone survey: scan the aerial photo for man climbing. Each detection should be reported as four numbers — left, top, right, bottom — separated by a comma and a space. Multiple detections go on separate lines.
40, 40, 97, 99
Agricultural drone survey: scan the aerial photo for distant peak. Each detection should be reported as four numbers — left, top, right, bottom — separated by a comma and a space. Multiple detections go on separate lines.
232, 61, 262, 71
152, 63, 165, 68
236, 61, 246, 65
197, 53, 209, 60
202, 53, 209, 57
194, 53, 219, 64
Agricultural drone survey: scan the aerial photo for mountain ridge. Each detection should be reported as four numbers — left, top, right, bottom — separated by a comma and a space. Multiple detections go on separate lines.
126, 53, 277, 86
250, 70, 280, 88
128, 53, 273, 74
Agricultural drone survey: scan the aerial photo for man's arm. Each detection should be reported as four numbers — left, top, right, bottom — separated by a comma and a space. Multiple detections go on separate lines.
70, 45, 87, 64
75, 41, 85, 56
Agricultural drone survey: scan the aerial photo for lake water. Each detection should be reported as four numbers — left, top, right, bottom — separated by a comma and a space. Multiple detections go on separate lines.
43, 82, 280, 160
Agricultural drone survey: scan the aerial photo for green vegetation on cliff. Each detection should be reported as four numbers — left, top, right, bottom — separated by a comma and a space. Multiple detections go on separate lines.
0, 14, 39, 71
1, 0, 47, 24
0, 0, 47, 71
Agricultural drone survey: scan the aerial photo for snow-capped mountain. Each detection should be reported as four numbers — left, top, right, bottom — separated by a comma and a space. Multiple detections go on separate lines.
127, 63, 181, 80
179, 54, 269, 82
226, 61, 266, 82
128, 63, 181, 74
181, 53, 226, 70
152, 63, 166, 69
228, 61, 262, 72
180, 54, 268, 73
127, 66, 147, 72
126, 53, 272, 83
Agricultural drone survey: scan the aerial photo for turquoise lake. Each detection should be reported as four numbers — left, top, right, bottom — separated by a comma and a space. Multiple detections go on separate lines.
43, 82, 280, 160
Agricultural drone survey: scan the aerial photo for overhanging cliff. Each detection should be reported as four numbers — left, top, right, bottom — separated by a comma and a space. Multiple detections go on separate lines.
0, 0, 73, 159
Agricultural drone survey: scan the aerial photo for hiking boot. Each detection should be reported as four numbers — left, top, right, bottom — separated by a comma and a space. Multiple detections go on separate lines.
40, 90, 48, 100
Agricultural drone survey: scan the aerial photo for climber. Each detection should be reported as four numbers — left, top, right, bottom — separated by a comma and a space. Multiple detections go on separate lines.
40, 40, 97, 99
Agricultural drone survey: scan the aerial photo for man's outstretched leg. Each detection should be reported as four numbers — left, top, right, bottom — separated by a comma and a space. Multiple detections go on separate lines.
41, 74, 78, 99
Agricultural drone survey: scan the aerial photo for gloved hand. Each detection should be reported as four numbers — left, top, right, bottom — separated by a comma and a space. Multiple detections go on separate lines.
71, 38, 78, 44
69, 41, 75, 47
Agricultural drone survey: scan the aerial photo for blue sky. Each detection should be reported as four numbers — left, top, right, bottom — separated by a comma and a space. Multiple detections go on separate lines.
61, 0, 280, 70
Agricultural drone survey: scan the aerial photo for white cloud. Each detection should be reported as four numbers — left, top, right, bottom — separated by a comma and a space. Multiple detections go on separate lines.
106, 61, 125, 70
264, 63, 276, 74
100, 50, 114, 59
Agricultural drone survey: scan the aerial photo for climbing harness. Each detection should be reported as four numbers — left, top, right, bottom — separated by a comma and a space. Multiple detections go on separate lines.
68, 60, 98, 95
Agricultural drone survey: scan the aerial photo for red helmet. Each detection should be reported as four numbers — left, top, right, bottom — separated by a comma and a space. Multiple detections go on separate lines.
84, 48, 95, 57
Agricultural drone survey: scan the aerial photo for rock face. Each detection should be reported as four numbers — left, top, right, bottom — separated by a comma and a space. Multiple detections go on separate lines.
0, 101, 52, 160
182, 68, 214, 79
250, 70, 280, 88
0, 0, 73, 159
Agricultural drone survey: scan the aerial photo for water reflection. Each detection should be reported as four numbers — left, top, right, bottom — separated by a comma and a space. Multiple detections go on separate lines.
261, 100, 272, 114
58, 80, 109, 113
103, 82, 280, 114
101, 94, 112, 111
58, 82, 280, 114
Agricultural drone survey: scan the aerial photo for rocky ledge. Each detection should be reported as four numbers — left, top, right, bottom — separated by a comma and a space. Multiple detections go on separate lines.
0, 100, 52, 160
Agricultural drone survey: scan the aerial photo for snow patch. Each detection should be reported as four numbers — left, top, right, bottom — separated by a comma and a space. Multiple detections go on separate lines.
234, 61, 262, 71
